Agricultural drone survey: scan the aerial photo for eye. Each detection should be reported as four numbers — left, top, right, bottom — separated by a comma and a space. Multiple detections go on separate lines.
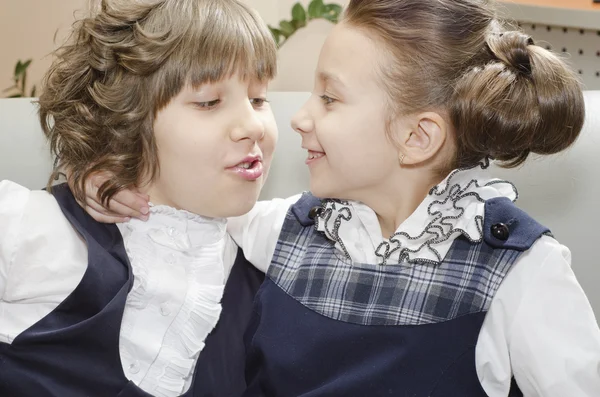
250, 97, 269, 108
320, 94, 336, 105
194, 99, 220, 109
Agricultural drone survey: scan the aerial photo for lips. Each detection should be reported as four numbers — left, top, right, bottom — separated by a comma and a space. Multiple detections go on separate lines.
227, 154, 264, 181
305, 149, 325, 165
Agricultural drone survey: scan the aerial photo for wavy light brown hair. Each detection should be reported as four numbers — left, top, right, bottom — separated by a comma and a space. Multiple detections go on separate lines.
343, 0, 584, 172
39, 0, 277, 204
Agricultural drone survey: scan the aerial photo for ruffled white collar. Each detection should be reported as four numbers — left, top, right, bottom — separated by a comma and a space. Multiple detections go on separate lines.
315, 160, 518, 265
124, 203, 227, 250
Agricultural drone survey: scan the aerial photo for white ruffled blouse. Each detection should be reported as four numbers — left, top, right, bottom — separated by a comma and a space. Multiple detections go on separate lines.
0, 181, 238, 397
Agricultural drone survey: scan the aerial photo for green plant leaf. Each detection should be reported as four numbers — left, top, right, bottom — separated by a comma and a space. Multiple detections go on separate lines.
14, 59, 32, 80
308, 0, 325, 19
279, 20, 295, 36
8, 94, 22, 98
2, 85, 17, 93
268, 26, 282, 44
15, 60, 30, 78
21, 70, 27, 95
14, 60, 23, 77
322, 4, 342, 22
291, 2, 306, 23
30, 85, 37, 97
267, 1, 341, 49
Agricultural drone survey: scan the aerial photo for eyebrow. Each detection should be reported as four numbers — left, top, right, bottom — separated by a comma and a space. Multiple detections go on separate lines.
318, 71, 346, 87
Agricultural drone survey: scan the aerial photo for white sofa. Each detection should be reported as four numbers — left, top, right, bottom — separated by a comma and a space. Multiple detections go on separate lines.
1, 92, 599, 322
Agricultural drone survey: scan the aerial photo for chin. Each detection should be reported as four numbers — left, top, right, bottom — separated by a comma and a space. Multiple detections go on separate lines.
222, 187, 261, 218
227, 199, 256, 217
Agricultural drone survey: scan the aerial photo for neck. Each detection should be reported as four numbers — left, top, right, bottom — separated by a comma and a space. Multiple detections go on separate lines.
358, 168, 443, 238
138, 179, 180, 210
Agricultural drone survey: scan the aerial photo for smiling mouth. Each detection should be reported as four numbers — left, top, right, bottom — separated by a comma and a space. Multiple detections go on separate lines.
306, 150, 325, 164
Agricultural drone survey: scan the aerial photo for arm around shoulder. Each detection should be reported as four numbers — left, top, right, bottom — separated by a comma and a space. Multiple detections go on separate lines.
227, 194, 301, 273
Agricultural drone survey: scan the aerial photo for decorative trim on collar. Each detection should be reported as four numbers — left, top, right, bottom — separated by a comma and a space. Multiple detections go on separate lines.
314, 158, 518, 266
314, 200, 353, 261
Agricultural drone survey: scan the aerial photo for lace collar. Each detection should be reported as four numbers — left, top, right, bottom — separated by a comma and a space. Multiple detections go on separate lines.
121, 203, 227, 251
315, 159, 518, 265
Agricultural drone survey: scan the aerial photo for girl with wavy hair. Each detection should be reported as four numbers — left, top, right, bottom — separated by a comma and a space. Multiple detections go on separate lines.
0, 0, 277, 396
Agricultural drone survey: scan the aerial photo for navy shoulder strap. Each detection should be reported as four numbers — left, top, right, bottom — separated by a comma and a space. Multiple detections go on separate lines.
50, 183, 129, 259
483, 197, 551, 250
291, 192, 322, 227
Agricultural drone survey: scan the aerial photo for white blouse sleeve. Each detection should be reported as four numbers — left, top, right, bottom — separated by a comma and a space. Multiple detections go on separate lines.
0, 180, 30, 300
478, 235, 600, 397
0, 181, 87, 345
227, 195, 301, 273
508, 241, 600, 396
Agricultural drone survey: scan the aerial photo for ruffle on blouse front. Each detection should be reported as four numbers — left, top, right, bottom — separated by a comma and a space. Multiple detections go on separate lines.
151, 247, 225, 396
118, 204, 227, 396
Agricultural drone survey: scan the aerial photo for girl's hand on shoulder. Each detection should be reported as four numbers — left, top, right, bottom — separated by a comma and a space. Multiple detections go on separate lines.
68, 172, 150, 224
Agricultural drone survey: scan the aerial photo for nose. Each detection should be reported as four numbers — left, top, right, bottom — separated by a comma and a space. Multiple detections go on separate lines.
291, 101, 315, 136
231, 101, 265, 142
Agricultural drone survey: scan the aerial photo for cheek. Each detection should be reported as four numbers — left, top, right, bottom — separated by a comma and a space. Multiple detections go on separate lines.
327, 127, 397, 174
155, 112, 197, 152
159, 131, 204, 166
155, 121, 221, 176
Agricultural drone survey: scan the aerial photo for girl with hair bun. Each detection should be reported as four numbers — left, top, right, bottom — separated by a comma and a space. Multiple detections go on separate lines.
238, 1, 600, 395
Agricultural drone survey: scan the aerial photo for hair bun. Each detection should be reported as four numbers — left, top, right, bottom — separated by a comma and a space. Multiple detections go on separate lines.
487, 31, 534, 76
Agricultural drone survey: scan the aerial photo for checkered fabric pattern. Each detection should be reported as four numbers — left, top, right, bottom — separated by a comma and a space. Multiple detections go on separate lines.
268, 199, 524, 326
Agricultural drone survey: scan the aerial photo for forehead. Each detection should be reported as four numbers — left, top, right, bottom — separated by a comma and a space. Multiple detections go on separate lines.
316, 24, 385, 92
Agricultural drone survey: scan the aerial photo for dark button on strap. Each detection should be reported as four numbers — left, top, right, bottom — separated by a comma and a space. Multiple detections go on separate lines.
308, 206, 323, 220
491, 223, 510, 241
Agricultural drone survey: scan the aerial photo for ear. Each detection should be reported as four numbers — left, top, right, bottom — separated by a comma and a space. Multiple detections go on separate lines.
396, 112, 448, 166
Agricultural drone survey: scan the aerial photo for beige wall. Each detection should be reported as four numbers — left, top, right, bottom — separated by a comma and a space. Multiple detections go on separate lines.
0, 0, 89, 97
246, 0, 348, 91
0, 0, 342, 96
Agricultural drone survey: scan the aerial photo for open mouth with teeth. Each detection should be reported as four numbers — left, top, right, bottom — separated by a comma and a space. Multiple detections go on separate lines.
237, 161, 258, 169
228, 159, 264, 181
306, 150, 325, 164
